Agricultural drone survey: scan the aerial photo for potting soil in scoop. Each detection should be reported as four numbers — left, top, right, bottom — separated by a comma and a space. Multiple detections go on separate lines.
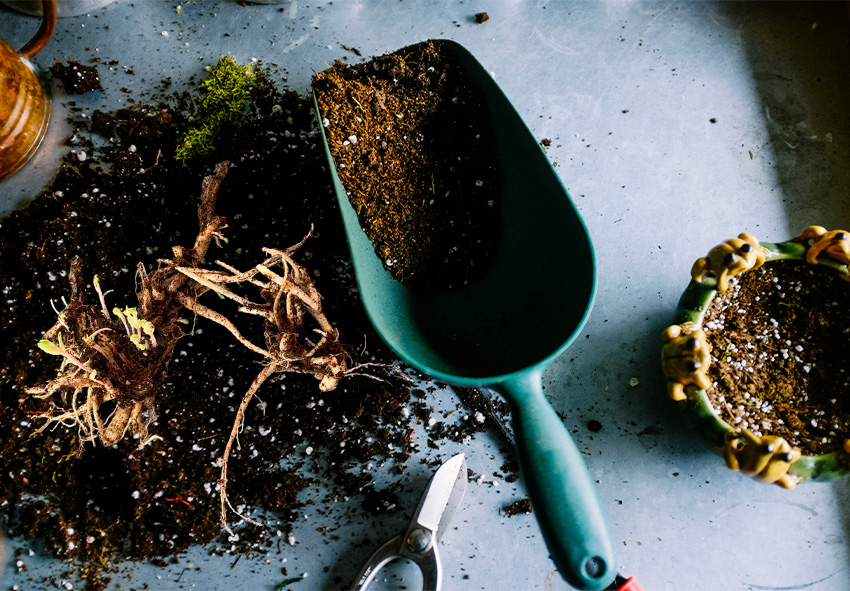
702, 260, 850, 455
313, 41, 501, 290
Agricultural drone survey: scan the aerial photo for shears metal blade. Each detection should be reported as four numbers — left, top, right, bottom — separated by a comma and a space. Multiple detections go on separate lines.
351, 453, 467, 591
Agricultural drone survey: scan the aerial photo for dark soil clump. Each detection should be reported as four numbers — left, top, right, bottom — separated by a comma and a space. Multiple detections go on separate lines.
503, 498, 532, 517
587, 419, 603, 433
702, 260, 850, 455
313, 40, 501, 290
48, 59, 103, 94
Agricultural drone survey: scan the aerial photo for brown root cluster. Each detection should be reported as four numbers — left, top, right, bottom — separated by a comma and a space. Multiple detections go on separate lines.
27, 161, 229, 449
176, 232, 357, 531
176, 230, 352, 392
27, 258, 174, 448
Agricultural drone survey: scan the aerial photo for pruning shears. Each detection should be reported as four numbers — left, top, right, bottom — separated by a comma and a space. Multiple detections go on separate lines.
351, 453, 467, 591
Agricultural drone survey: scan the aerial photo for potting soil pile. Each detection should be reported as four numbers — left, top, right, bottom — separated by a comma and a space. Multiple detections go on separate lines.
0, 64, 510, 589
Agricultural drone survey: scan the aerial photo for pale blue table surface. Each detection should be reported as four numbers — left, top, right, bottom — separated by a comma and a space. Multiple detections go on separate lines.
2, 1, 850, 590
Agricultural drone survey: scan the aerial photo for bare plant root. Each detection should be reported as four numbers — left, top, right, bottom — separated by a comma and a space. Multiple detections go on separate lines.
27, 161, 231, 449
175, 232, 358, 532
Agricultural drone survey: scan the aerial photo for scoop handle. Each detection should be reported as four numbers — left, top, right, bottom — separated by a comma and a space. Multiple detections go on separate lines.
495, 371, 615, 591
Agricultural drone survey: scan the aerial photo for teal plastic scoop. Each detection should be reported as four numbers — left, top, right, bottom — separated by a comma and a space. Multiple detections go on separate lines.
313, 39, 614, 590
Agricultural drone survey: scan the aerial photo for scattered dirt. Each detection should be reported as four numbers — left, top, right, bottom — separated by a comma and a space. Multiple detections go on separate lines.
587, 420, 603, 433
48, 60, 103, 94
702, 260, 850, 455
475, 12, 490, 24
0, 64, 512, 588
503, 498, 531, 517
313, 40, 501, 290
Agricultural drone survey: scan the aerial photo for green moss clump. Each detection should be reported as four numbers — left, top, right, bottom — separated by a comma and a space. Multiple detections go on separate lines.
175, 55, 255, 164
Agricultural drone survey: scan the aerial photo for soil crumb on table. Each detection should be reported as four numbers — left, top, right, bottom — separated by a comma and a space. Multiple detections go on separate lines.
49, 59, 103, 94
503, 498, 532, 516
313, 40, 501, 290
702, 260, 850, 455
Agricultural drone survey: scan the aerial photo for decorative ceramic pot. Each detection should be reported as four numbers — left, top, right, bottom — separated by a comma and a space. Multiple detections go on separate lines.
662, 226, 850, 488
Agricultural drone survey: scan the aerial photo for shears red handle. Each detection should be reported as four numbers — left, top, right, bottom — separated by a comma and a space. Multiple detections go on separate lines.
607, 574, 643, 591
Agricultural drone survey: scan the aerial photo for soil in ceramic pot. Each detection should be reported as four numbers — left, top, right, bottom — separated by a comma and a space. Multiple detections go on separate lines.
0, 65, 511, 589
313, 40, 501, 290
702, 260, 850, 455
